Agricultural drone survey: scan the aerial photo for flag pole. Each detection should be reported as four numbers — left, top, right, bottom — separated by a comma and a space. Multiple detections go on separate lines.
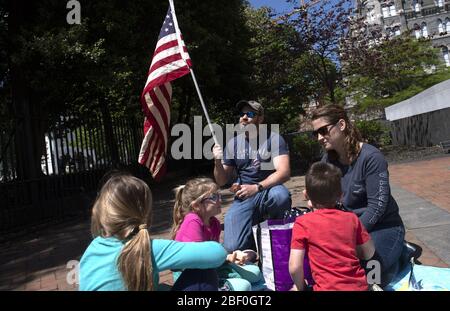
187, 70, 220, 146
168, 0, 220, 146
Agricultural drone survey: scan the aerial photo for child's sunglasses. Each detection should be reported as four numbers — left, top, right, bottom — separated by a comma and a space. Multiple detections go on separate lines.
201, 193, 222, 203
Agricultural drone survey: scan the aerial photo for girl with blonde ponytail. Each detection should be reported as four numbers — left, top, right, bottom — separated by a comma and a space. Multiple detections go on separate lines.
171, 177, 262, 291
310, 105, 405, 288
79, 173, 227, 291
171, 178, 221, 241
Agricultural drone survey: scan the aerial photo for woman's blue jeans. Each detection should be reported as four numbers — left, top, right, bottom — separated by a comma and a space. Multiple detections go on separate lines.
223, 184, 291, 252
370, 225, 405, 287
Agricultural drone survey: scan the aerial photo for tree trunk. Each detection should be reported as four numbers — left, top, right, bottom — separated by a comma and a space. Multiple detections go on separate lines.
9, 0, 43, 180
320, 57, 337, 104
183, 93, 193, 124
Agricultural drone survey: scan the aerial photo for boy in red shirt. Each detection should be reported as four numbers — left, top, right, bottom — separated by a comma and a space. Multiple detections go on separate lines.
289, 162, 375, 291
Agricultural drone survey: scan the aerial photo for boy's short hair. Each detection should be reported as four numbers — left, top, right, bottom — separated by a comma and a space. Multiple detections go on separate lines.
305, 162, 342, 207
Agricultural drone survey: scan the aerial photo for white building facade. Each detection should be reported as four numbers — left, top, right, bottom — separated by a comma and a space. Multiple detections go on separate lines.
357, 0, 450, 65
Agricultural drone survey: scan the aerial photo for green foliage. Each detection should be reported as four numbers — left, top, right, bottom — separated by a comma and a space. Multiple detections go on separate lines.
291, 133, 322, 166
3, 0, 252, 122
172, 0, 252, 125
356, 69, 450, 109
2, 0, 254, 178
342, 29, 448, 109
285, 0, 353, 105
355, 120, 391, 147
243, 6, 307, 133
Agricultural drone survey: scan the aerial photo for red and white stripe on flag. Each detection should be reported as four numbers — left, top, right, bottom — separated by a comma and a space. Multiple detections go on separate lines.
138, 7, 191, 180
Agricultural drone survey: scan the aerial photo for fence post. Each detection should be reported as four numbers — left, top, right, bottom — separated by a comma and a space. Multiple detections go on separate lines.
100, 99, 120, 168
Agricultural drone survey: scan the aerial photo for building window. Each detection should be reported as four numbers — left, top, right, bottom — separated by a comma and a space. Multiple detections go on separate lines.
438, 19, 444, 33
389, 5, 396, 16
446, 18, 450, 32
422, 22, 428, 37
382, 6, 389, 18
394, 26, 401, 36
412, 0, 421, 12
414, 24, 421, 38
386, 27, 392, 37
415, 30, 421, 38
443, 47, 450, 67
437, 0, 444, 7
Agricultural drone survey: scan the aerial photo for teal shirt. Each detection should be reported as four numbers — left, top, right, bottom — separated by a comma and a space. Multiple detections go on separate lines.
79, 237, 227, 291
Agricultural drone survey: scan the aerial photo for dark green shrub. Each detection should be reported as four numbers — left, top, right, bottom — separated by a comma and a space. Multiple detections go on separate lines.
291, 133, 322, 166
355, 120, 391, 147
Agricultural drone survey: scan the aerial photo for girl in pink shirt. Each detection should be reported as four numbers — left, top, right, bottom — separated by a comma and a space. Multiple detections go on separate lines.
171, 177, 262, 291
171, 177, 222, 243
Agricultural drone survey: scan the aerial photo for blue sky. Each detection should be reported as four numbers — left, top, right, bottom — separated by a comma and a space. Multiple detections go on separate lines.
248, 0, 296, 14
248, 1, 351, 15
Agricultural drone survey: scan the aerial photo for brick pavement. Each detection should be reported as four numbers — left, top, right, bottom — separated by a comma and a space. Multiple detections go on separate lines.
389, 156, 450, 268
1, 156, 449, 290
389, 157, 450, 214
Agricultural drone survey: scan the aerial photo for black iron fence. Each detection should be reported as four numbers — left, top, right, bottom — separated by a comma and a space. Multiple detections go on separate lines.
0, 113, 147, 234
1, 111, 253, 235
38, 114, 144, 178
0, 127, 17, 182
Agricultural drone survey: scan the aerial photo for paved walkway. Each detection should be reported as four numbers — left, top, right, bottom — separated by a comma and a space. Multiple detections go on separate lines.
0, 156, 449, 290
389, 156, 450, 268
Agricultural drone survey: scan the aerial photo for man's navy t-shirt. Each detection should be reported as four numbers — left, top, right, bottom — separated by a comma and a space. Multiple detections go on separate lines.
223, 132, 289, 185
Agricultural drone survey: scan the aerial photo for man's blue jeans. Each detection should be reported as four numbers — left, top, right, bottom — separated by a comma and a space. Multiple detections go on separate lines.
224, 184, 291, 252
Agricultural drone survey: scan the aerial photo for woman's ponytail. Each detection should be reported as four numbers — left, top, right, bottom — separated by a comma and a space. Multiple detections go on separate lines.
345, 121, 362, 163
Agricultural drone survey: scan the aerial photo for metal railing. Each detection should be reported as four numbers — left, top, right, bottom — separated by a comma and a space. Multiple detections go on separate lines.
0, 113, 145, 233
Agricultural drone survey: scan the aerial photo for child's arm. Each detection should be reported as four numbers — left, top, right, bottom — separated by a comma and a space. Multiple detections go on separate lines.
225, 261, 262, 283
289, 248, 306, 291
356, 239, 375, 260
354, 214, 375, 260
152, 239, 227, 272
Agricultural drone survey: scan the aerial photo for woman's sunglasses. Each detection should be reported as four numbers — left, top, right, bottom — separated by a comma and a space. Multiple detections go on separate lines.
239, 111, 258, 118
201, 193, 222, 203
312, 123, 338, 138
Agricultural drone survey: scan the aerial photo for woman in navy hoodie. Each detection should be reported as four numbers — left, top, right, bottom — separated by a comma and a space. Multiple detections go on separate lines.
310, 104, 405, 288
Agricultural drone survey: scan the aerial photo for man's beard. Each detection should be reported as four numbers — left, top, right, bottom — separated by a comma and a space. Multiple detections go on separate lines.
239, 122, 258, 138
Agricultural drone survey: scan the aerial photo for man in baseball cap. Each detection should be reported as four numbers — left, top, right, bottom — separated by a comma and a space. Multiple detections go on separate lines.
212, 99, 292, 252
235, 100, 264, 116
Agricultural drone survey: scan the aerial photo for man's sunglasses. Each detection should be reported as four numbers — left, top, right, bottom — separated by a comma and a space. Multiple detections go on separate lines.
239, 111, 258, 118
201, 193, 221, 203
312, 123, 338, 138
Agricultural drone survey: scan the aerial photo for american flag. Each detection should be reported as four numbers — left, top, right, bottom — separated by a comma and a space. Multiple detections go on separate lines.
138, 7, 192, 180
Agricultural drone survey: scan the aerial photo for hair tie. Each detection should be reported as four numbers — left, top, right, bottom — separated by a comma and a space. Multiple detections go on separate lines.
139, 224, 147, 230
